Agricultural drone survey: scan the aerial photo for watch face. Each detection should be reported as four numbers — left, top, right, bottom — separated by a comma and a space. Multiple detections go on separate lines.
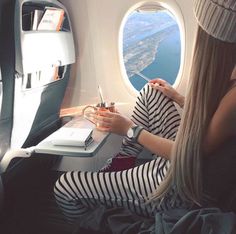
127, 128, 134, 138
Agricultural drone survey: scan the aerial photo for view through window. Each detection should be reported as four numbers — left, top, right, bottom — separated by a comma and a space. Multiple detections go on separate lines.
122, 9, 181, 91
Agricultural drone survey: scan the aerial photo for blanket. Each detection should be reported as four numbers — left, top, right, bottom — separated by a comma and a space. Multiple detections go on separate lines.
72, 206, 236, 234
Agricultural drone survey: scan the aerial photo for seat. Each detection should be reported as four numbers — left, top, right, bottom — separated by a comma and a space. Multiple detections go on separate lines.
0, 0, 75, 171
0, 0, 16, 213
0, 0, 75, 232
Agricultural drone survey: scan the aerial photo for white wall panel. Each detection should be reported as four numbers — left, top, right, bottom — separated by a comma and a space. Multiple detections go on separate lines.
61, 0, 197, 115
58, 0, 198, 171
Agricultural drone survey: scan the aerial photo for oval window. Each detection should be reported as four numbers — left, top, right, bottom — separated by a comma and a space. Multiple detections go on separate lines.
122, 7, 181, 91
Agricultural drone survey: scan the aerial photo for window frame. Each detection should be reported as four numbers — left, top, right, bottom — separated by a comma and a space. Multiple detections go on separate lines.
118, 1, 185, 96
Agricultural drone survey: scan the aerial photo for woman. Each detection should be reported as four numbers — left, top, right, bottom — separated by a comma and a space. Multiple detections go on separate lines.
54, 0, 236, 224
54, 82, 182, 223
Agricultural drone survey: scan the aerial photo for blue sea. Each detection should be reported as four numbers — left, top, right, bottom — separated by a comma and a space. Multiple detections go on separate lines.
129, 28, 181, 91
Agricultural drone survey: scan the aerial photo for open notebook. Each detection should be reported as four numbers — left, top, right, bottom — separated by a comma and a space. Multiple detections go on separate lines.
49, 127, 93, 148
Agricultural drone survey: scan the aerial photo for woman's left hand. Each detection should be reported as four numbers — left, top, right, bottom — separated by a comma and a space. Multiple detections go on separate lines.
92, 111, 134, 135
149, 78, 185, 108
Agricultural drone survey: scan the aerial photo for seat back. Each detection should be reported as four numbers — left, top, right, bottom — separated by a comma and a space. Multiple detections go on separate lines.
21, 65, 71, 148
0, 0, 15, 159
0, 0, 75, 220
7, 0, 75, 148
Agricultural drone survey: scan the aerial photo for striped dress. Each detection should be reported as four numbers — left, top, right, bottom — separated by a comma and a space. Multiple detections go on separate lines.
54, 84, 181, 224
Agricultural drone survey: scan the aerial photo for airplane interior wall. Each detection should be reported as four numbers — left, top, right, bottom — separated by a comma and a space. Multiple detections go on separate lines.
55, 0, 198, 171
60, 0, 197, 115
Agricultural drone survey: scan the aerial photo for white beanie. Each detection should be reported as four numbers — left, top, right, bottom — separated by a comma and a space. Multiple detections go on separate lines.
194, 0, 236, 42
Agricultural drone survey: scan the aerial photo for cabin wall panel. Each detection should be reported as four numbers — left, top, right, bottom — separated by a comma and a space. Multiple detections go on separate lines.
58, 0, 198, 171
61, 0, 197, 114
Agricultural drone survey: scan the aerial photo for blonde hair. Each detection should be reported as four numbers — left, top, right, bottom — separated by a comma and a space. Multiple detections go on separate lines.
151, 27, 236, 205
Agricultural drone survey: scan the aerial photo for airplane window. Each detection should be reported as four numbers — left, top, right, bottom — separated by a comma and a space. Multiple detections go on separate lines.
0, 68, 2, 115
122, 8, 181, 91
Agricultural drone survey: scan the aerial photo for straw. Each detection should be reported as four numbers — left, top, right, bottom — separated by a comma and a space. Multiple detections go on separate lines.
98, 85, 105, 106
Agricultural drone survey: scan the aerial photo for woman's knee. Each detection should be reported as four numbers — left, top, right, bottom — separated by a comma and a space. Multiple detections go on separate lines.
54, 172, 73, 201
141, 83, 172, 103
54, 171, 93, 202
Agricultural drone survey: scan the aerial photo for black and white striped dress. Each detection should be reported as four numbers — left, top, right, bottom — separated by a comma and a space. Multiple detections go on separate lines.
54, 84, 181, 224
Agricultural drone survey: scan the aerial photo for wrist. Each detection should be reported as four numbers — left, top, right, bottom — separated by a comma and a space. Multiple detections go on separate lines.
175, 94, 185, 108
124, 121, 135, 135
126, 125, 144, 143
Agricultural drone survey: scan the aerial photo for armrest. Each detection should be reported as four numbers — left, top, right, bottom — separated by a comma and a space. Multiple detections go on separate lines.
0, 146, 36, 173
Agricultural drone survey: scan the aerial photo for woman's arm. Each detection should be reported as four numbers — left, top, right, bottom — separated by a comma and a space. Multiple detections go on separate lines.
204, 87, 236, 154
94, 111, 174, 160
137, 130, 174, 160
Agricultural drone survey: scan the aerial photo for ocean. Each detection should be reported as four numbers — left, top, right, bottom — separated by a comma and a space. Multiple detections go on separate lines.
129, 28, 181, 91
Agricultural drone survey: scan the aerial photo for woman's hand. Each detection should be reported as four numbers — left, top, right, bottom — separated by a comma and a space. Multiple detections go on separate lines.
149, 78, 185, 108
92, 111, 134, 135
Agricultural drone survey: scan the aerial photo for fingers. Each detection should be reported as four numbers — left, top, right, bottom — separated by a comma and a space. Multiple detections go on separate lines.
92, 113, 112, 123
149, 79, 168, 93
151, 83, 165, 92
90, 111, 131, 135
96, 110, 115, 117
91, 114, 111, 131
149, 80, 165, 89
149, 78, 167, 86
95, 126, 110, 132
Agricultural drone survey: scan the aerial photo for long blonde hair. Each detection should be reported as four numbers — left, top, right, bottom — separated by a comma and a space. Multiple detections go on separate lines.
151, 27, 236, 205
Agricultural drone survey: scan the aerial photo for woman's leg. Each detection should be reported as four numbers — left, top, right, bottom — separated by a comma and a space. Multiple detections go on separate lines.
100, 84, 181, 171
55, 159, 168, 224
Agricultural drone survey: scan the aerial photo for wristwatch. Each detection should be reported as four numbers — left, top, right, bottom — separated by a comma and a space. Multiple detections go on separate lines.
126, 125, 144, 142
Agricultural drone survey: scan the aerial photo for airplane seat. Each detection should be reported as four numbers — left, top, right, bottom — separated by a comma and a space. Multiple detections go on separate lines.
0, 0, 17, 211
0, 0, 75, 170
0, 0, 17, 228
0, 0, 75, 233
0, 0, 15, 162
0, 0, 73, 170
21, 65, 71, 148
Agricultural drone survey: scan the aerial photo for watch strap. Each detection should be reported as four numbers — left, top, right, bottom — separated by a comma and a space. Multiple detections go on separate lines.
130, 125, 144, 142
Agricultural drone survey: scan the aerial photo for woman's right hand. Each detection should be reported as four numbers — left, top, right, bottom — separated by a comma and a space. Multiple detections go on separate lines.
149, 78, 185, 108
92, 111, 134, 136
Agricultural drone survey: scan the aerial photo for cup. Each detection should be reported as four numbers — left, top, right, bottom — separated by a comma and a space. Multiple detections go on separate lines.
82, 102, 115, 130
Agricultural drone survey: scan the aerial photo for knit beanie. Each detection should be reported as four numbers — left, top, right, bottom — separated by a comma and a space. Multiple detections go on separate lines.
194, 0, 236, 42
